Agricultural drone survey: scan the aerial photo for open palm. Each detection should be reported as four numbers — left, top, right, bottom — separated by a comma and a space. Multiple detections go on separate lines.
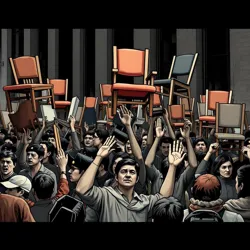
168, 140, 186, 167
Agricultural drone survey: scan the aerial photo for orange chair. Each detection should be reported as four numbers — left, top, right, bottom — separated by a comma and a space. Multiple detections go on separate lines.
111, 46, 157, 117
3, 56, 55, 113
168, 104, 185, 130
99, 83, 112, 119
47, 78, 71, 117
199, 89, 233, 137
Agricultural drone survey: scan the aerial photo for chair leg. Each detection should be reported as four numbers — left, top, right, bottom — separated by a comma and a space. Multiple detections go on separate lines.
199, 120, 203, 137
112, 91, 118, 116
5, 91, 12, 113
148, 93, 154, 117
31, 89, 36, 112
50, 87, 55, 109
168, 80, 175, 105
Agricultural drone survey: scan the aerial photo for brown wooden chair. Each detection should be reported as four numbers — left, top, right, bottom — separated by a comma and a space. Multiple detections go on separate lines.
111, 46, 157, 117
3, 55, 55, 113
168, 104, 186, 130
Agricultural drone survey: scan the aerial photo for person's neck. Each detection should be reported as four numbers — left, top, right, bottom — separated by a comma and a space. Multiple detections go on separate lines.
30, 162, 42, 177
117, 185, 134, 202
0, 171, 13, 180
43, 157, 48, 164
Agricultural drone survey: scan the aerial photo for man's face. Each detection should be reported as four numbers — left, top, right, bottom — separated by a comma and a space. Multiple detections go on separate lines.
0, 157, 15, 176
160, 142, 170, 157
68, 166, 81, 183
141, 135, 147, 148
93, 133, 101, 147
40, 144, 50, 160
116, 165, 137, 188
195, 141, 207, 153
26, 151, 41, 166
48, 137, 56, 148
125, 141, 132, 155
84, 135, 94, 147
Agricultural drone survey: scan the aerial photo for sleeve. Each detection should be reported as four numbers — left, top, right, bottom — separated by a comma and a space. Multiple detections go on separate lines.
195, 159, 210, 177
55, 178, 70, 199
74, 186, 105, 212
71, 131, 81, 150
17, 199, 35, 222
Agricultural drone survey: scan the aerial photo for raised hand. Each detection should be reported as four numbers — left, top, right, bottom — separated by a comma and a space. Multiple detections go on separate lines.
155, 117, 165, 138
22, 128, 32, 145
168, 140, 186, 167
180, 119, 192, 138
208, 142, 220, 154
56, 149, 68, 172
117, 105, 132, 126
97, 136, 117, 158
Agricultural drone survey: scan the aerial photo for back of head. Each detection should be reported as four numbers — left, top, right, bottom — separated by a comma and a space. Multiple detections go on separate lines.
237, 164, 250, 198
32, 173, 55, 200
153, 197, 184, 222
192, 174, 221, 202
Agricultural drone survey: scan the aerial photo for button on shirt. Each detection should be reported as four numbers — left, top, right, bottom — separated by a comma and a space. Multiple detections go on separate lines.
77, 186, 162, 222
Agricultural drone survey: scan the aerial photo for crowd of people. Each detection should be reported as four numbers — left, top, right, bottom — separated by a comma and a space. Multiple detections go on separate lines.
1, 104, 250, 222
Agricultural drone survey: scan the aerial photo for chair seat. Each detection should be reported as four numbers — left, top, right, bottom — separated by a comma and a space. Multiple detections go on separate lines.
199, 116, 216, 122
55, 101, 71, 108
3, 84, 52, 91
215, 133, 245, 140
113, 83, 156, 98
172, 122, 185, 127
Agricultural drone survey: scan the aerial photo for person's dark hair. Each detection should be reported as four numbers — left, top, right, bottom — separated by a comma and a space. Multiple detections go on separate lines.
108, 152, 130, 174
211, 152, 234, 177
244, 130, 250, 139
153, 197, 184, 222
100, 157, 109, 171
32, 173, 55, 199
60, 137, 69, 151
26, 144, 45, 159
192, 174, 221, 202
237, 165, 250, 198
40, 141, 55, 164
190, 132, 196, 138
0, 150, 17, 164
42, 129, 55, 141
114, 158, 140, 178
193, 137, 208, 148
159, 136, 173, 147
95, 129, 109, 144
1, 142, 17, 153
4, 136, 17, 145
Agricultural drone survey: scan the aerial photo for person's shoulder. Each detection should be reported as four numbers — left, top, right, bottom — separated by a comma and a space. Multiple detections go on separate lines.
223, 210, 244, 222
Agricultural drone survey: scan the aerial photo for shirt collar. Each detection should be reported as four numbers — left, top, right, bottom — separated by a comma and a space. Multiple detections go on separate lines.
115, 187, 143, 202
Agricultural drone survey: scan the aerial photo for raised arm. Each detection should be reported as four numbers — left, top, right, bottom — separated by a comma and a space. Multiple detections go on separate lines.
159, 140, 186, 197
145, 117, 164, 168
76, 136, 116, 195
180, 119, 197, 168
33, 117, 46, 144
162, 108, 175, 140
146, 117, 157, 147
69, 115, 81, 150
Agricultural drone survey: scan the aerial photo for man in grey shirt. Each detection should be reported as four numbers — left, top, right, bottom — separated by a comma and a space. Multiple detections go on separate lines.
76, 132, 186, 222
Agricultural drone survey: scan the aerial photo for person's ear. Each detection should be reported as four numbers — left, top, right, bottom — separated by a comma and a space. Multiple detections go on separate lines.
115, 174, 118, 182
47, 152, 51, 157
240, 183, 244, 190
19, 189, 24, 196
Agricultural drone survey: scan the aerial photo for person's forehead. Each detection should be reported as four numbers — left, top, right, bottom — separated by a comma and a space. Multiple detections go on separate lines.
0, 157, 12, 161
197, 141, 205, 145
120, 165, 136, 170
40, 144, 47, 149
27, 151, 38, 155
162, 142, 170, 147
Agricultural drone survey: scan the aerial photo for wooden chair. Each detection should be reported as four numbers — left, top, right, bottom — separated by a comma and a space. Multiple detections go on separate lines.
3, 55, 55, 113
111, 46, 157, 117
168, 104, 185, 131
215, 102, 246, 161
47, 78, 71, 118
154, 53, 198, 107
199, 89, 233, 137
180, 97, 195, 131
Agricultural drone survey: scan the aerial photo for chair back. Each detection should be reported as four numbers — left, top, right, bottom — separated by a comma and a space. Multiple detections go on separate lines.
47, 79, 68, 100
10, 56, 43, 84
169, 53, 198, 85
